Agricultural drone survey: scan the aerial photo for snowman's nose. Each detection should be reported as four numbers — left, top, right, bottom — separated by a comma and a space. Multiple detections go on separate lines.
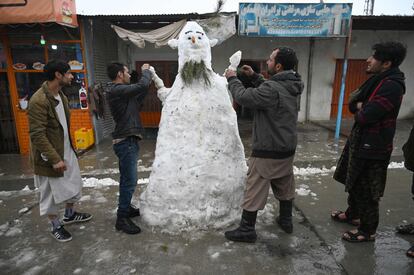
191, 36, 196, 43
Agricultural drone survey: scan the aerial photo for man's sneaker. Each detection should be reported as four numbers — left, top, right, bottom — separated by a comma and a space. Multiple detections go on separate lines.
115, 217, 141, 234
62, 211, 93, 225
129, 205, 140, 217
51, 226, 72, 242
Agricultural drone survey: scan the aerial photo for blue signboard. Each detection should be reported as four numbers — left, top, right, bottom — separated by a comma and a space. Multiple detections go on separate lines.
239, 3, 352, 37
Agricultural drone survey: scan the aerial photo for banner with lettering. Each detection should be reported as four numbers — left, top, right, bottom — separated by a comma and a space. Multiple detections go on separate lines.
238, 3, 352, 37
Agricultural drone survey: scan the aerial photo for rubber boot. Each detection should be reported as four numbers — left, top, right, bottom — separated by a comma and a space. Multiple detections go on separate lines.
225, 210, 257, 243
276, 200, 293, 234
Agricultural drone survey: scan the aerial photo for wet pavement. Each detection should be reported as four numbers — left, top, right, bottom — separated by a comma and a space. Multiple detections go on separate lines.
0, 119, 413, 274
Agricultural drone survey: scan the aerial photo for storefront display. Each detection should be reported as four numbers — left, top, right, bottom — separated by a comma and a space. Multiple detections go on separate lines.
0, 22, 92, 154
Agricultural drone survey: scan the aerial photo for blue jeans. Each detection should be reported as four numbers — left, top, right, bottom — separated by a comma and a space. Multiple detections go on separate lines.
113, 136, 139, 217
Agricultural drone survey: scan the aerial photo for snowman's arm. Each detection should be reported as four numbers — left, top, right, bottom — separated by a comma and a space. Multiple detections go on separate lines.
149, 67, 171, 103
157, 87, 171, 103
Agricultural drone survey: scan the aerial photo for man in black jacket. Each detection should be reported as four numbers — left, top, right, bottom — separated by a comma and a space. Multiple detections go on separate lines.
224, 47, 304, 243
107, 62, 152, 234
332, 41, 407, 242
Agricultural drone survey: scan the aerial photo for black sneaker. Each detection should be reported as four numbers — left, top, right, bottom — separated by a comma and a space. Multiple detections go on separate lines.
51, 226, 72, 242
62, 211, 93, 225
129, 204, 140, 217
115, 217, 141, 234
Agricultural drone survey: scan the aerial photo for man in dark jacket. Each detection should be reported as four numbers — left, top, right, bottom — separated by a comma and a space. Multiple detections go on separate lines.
332, 41, 407, 242
107, 62, 152, 234
224, 47, 304, 243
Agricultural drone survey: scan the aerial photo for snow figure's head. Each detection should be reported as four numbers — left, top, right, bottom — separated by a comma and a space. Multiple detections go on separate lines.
168, 21, 218, 86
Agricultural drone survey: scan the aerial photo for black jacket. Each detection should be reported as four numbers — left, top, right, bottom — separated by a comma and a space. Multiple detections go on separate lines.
107, 70, 152, 139
352, 68, 406, 160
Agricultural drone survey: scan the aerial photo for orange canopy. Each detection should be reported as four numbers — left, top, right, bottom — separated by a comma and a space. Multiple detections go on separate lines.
0, 0, 78, 28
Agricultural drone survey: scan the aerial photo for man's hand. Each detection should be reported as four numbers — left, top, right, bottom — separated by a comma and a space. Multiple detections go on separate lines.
225, 69, 237, 79
356, 102, 363, 110
53, 160, 67, 173
240, 65, 254, 76
141, 63, 150, 71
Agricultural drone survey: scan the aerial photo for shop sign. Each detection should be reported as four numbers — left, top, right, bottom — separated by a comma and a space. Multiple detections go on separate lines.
238, 3, 352, 37
0, 0, 78, 28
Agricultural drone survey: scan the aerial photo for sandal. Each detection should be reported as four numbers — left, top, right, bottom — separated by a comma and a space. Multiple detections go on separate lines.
396, 223, 414, 235
407, 246, 414, 258
342, 229, 376, 243
331, 210, 360, 226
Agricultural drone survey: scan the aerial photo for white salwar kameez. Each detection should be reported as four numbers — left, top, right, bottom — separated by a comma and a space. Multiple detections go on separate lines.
34, 94, 82, 216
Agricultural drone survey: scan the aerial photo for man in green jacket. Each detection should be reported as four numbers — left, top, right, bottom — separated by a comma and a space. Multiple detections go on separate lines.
28, 60, 92, 242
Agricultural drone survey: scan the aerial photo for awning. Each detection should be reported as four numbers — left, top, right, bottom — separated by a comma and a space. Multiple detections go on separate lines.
0, 0, 78, 28
111, 14, 236, 48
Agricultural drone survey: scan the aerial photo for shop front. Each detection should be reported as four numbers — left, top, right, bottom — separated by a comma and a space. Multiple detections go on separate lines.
0, 0, 93, 154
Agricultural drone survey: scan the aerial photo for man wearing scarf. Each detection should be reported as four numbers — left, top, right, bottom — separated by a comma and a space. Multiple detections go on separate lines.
331, 41, 407, 242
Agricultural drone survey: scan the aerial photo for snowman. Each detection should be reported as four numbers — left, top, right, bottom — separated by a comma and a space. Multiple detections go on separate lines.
141, 21, 247, 233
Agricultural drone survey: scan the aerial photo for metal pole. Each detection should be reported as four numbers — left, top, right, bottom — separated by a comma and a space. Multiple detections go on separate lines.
305, 38, 315, 122
334, 18, 353, 139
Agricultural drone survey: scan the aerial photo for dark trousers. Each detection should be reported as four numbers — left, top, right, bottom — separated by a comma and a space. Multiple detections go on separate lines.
113, 136, 140, 217
347, 186, 379, 235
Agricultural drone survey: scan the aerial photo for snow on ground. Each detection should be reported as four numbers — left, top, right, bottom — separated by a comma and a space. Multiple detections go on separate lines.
296, 187, 311, 196
82, 165, 152, 175
0, 185, 35, 197
22, 265, 44, 275
257, 202, 275, 224
18, 207, 29, 214
293, 162, 405, 178
293, 166, 335, 176
82, 177, 118, 187
79, 195, 91, 201
388, 161, 405, 169
137, 178, 149, 185
95, 250, 113, 263
82, 177, 149, 188
138, 165, 152, 172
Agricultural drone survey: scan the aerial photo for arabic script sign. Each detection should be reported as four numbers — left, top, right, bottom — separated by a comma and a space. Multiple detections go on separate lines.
238, 3, 352, 37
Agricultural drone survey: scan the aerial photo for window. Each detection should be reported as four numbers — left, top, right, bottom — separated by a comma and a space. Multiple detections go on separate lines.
15, 72, 47, 104
8, 26, 86, 109
11, 43, 45, 70
62, 73, 86, 109
48, 43, 83, 68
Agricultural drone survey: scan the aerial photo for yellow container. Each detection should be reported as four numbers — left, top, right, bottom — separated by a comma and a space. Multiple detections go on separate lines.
86, 128, 95, 147
75, 128, 89, 150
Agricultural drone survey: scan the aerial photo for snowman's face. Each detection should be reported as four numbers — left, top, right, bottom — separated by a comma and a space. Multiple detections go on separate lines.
169, 21, 217, 71
178, 22, 211, 64
181, 27, 208, 50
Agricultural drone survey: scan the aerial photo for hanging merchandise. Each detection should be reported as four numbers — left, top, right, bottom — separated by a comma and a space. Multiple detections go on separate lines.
79, 81, 88, 109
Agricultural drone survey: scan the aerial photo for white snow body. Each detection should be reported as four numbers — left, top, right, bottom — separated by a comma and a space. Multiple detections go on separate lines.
140, 73, 247, 233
